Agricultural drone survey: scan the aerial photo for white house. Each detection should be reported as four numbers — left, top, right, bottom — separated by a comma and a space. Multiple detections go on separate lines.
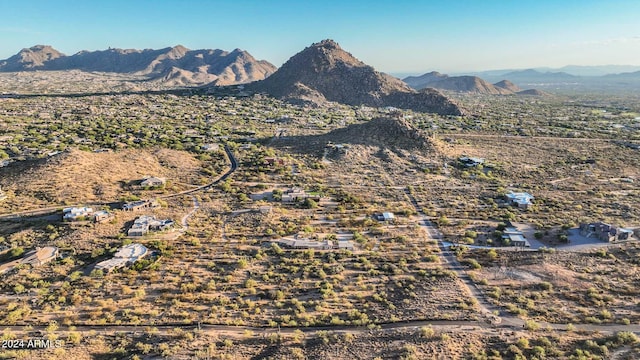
95, 243, 149, 273
140, 176, 166, 188
21, 247, 59, 266
459, 156, 485, 167
502, 227, 530, 247
281, 188, 321, 203
94, 210, 113, 223
122, 200, 158, 211
505, 192, 534, 209
374, 212, 395, 222
273, 238, 334, 250
63, 207, 94, 221
201, 143, 220, 152
127, 215, 174, 237
337, 240, 356, 251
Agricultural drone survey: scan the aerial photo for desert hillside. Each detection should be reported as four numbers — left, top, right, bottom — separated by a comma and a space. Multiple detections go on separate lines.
0, 148, 204, 212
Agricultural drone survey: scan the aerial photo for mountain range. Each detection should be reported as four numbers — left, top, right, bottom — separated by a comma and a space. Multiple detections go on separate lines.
454, 68, 640, 91
7, 40, 639, 111
402, 72, 549, 96
247, 40, 463, 115
0, 45, 276, 86
0, 41, 464, 115
465, 65, 640, 78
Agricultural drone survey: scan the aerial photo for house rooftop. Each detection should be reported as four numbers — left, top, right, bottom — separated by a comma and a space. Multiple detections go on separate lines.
95, 243, 149, 272
505, 191, 534, 205
22, 247, 58, 264
114, 243, 148, 259
459, 156, 485, 166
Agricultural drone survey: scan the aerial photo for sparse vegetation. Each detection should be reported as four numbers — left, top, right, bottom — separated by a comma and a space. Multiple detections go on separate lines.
0, 75, 638, 359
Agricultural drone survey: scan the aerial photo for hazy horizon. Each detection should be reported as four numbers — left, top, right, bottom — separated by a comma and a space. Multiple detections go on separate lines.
1, 0, 639, 74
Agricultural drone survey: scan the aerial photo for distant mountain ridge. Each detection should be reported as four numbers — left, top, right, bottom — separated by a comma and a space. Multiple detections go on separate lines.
455, 66, 640, 91
554, 65, 640, 76
248, 40, 463, 115
463, 65, 640, 78
403, 71, 449, 90
0, 45, 65, 70
499, 69, 577, 84
415, 75, 514, 95
402, 73, 544, 96
0, 45, 276, 86
493, 80, 521, 92
516, 89, 550, 96
602, 70, 640, 80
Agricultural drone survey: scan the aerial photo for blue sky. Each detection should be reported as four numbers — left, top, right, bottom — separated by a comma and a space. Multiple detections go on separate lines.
1, 0, 639, 73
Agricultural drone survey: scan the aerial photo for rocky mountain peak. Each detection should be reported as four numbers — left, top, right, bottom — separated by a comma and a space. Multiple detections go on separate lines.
296, 39, 363, 70
312, 39, 341, 50
493, 79, 521, 92
248, 40, 463, 115
25, 45, 57, 52
11, 45, 65, 69
166, 45, 190, 58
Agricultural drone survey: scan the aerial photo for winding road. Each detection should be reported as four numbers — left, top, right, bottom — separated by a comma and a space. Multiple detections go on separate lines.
173, 145, 238, 232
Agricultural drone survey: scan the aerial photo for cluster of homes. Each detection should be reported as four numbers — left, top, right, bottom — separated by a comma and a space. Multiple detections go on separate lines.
0, 246, 59, 275
580, 222, 635, 242
95, 243, 149, 273
270, 238, 355, 251
127, 215, 174, 237
63, 207, 113, 223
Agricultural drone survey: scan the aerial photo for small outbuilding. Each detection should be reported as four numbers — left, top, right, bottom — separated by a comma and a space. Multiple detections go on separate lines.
140, 176, 166, 188
374, 212, 395, 222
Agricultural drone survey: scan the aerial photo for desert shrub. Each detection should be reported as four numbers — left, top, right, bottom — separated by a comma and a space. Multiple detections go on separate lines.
420, 325, 435, 339
464, 258, 482, 269
524, 320, 540, 331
